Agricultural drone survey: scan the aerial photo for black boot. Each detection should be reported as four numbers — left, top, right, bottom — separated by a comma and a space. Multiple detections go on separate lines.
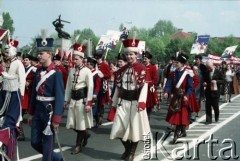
71, 131, 84, 154
17, 122, 25, 141
82, 130, 91, 147
125, 142, 138, 161
120, 139, 131, 160
179, 125, 187, 138
94, 116, 99, 128
172, 126, 180, 144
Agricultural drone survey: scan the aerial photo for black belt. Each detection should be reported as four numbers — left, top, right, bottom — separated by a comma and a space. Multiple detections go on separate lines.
71, 87, 87, 100
119, 88, 138, 101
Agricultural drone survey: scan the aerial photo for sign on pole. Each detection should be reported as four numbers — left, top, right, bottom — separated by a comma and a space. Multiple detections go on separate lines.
190, 35, 210, 54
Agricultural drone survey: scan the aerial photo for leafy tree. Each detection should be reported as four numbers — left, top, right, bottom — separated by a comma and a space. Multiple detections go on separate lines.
164, 38, 182, 61
72, 28, 98, 45
149, 20, 177, 38
1, 12, 15, 35
207, 37, 223, 55
146, 38, 165, 62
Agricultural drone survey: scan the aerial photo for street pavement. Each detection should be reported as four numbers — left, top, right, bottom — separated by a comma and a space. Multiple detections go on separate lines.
17, 95, 240, 161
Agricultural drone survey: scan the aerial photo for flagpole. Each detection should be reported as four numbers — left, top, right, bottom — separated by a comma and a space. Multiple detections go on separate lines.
104, 48, 109, 60
118, 42, 123, 54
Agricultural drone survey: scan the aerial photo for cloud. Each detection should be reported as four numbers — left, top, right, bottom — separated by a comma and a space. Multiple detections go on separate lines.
220, 10, 240, 23
179, 11, 206, 23
173, 11, 210, 32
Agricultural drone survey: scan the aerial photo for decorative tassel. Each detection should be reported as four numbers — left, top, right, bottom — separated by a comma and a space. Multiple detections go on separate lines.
41, 29, 47, 40
132, 31, 137, 46
43, 111, 53, 135
75, 34, 80, 43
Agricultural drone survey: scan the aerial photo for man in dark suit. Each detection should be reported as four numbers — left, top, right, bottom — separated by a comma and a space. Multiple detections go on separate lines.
203, 61, 224, 124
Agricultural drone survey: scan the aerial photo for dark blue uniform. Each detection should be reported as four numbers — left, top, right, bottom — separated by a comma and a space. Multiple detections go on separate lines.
29, 62, 64, 161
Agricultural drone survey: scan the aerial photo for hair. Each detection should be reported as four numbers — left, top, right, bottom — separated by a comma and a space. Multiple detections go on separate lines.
89, 62, 96, 67
221, 61, 227, 65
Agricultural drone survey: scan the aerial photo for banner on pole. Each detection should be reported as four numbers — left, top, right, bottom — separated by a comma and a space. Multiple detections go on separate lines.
190, 35, 210, 54
221, 45, 238, 58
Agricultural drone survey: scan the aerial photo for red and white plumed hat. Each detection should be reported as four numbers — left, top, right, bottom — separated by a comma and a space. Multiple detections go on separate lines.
73, 43, 87, 58
123, 38, 140, 53
122, 31, 140, 53
73, 40, 87, 58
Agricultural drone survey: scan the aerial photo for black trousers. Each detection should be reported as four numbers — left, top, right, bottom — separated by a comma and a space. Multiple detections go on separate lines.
205, 97, 219, 122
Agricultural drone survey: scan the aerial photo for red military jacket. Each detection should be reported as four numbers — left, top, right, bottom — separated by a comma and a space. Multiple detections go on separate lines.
145, 63, 159, 107
113, 61, 148, 109
97, 61, 111, 79
97, 61, 111, 105
21, 65, 34, 110
56, 64, 68, 89
91, 69, 101, 96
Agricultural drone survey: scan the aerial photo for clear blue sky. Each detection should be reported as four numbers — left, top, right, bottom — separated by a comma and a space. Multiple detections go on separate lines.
1, 0, 240, 47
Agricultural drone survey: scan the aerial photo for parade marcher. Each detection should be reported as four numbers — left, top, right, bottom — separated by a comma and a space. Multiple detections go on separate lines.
30, 55, 40, 72
17, 54, 35, 141
219, 60, 227, 96
0, 38, 26, 160
64, 42, 94, 154
62, 52, 73, 73
185, 65, 200, 123
203, 61, 224, 124
164, 53, 193, 143
224, 64, 235, 102
94, 52, 111, 125
117, 53, 128, 68
106, 54, 128, 122
108, 59, 117, 97
156, 64, 165, 101
86, 56, 101, 127
110, 38, 150, 161
194, 55, 208, 109
142, 51, 159, 119
28, 36, 64, 161
163, 56, 176, 88
111, 53, 128, 98
53, 51, 68, 89
190, 65, 201, 122
163, 56, 176, 131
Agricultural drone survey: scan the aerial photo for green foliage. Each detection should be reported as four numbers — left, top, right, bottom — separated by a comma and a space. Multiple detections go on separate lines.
147, 38, 165, 62
164, 38, 182, 60
1, 12, 15, 35
207, 37, 223, 55
149, 20, 177, 38
72, 28, 98, 45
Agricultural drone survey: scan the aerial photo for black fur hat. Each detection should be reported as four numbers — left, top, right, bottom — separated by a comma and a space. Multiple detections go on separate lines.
176, 53, 189, 64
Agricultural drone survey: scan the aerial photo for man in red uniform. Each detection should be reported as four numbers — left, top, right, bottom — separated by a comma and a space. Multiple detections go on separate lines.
53, 52, 68, 89
110, 38, 150, 161
18, 54, 35, 141
30, 55, 40, 71
86, 56, 102, 127
93, 52, 111, 125
142, 51, 159, 119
